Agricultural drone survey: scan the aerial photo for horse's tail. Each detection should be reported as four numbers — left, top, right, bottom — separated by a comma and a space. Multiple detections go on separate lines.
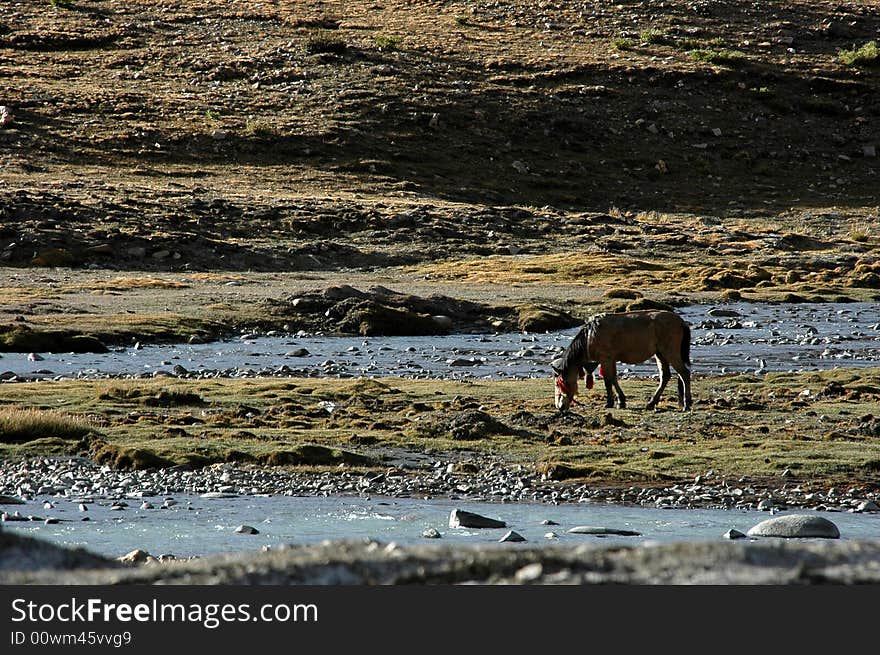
680, 322, 692, 370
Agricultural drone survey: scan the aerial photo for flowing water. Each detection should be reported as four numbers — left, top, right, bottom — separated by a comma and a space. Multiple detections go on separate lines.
4, 494, 880, 558
2, 302, 879, 381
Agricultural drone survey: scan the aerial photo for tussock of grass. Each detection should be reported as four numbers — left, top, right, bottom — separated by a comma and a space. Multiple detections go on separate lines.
0, 408, 92, 444
88, 277, 190, 292
688, 48, 747, 65
306, 31, 348, 55
838, 41, 878, 67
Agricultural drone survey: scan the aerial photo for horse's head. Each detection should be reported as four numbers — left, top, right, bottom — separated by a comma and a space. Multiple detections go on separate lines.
552, 358, 597, 411
552, 357, 579, 411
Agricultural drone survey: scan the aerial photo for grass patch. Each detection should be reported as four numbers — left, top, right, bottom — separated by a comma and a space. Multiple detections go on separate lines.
375, 34, 401, 50
87, 277, 190, 292
0, 372, 876, 486
306, 31, 348, 55
0, 408, 93, 444
640, 28, 669, 45
688, 48, 747, 65
838, 41, 879, 67
612, 37, 635, 51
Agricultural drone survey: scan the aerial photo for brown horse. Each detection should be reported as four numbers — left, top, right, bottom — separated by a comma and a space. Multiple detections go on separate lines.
551, 310, 692, 411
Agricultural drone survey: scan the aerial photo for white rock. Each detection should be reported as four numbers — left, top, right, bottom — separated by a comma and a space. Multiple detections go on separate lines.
568, 526, 641, 536
746, 514, 840, 539
234, 525, 259, 535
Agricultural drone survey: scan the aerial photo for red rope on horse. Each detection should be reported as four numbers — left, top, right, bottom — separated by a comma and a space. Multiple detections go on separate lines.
555, 375, 579, 404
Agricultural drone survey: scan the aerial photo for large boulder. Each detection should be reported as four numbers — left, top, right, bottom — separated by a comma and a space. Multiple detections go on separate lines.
746, 514, 840, 539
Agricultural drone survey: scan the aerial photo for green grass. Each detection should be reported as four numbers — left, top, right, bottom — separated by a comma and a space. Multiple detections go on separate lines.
375, 34, 401, 50
688, 48, 747, 65
612, 37, 635, 51
675, 36, 725, 50
640, 28, 668, 45
838, 41, 879, 67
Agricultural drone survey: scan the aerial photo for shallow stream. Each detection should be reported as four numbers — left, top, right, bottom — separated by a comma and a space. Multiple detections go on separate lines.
3, 494, 880, 559
2, 302, 878, 381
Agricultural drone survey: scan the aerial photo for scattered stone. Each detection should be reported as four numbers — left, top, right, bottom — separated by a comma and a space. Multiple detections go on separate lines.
499, 530, 526, 543
449, 508, 506, 529
118, 549, 152, 565
44, 517, 59, 525
567, 526, 642, 536
757, 499, 774, 511
422, 527, 442, 539
723, 529, 747, 540
544, 532, 558, 539
541, 519, 559, 526
514, 562, 544, 582
1, 511, 26, 522
707, 308, 741, 318
746, 514, 840, 539
855, 501, 880, 513
234, 525, 259, 535
0, 495, 25, 505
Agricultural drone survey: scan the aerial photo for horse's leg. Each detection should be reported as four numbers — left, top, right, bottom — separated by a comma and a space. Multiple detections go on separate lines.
604, 361, 625, 409
671, 361, 692, 411
647, 356, 671, 410
602, 362, 626, 408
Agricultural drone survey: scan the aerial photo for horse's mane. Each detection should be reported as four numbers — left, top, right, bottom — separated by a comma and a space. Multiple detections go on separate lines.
560, 314, 604, 372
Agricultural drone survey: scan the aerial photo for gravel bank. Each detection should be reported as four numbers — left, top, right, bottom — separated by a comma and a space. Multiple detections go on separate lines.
2, 456, 878, 514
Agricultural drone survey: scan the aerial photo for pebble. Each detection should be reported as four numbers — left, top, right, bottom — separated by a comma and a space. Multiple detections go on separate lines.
856, 501, 880, 513
568, 526, 642, 536
723, 528, 747, 540
514, 563, 544, 582
234, 525, 259, 535
499, 530, 526, 543
422, 527, 442, 539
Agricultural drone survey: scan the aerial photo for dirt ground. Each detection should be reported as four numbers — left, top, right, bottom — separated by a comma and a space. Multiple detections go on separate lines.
1, 0, 879, 341
0, 1, 879, 487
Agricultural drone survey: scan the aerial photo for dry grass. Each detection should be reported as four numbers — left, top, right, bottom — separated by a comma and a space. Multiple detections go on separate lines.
0, 407, 93, 443
85, 277, 191, 292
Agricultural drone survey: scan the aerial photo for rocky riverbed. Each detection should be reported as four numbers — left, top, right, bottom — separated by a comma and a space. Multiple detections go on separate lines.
2, 456, 879, 515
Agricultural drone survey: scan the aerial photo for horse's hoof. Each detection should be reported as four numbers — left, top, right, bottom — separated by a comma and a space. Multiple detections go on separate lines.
646, 402, 656, 411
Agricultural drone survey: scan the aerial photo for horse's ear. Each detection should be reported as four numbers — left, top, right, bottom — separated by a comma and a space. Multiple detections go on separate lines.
550, 358, 564, 374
